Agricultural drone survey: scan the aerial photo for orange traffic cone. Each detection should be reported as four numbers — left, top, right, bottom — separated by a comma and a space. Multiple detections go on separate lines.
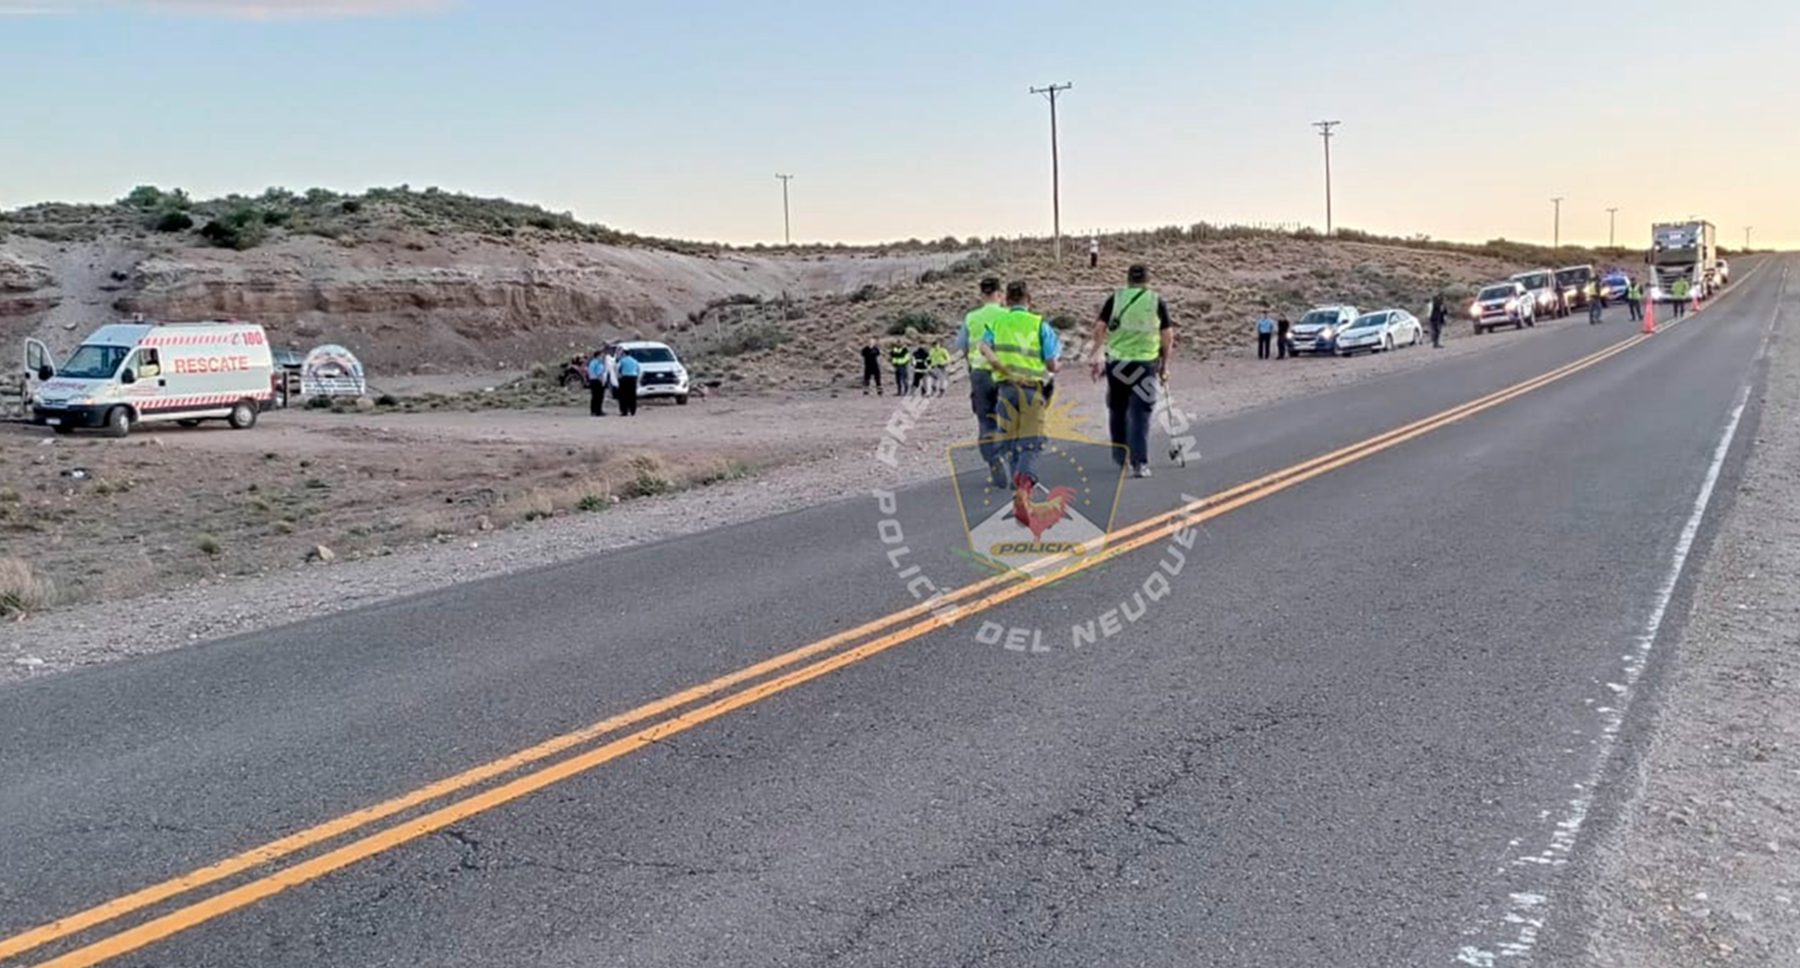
1642, 294, 1656, 335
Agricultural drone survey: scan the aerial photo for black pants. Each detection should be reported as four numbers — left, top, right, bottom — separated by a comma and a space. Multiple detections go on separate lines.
1673, 299, 1686, 318
893, 365, 909, 394
863, 365, 882, 394
1089, 252, 1098, 268
589, 382, 606, 416
1105, 360, 1156, 468
1429, 322, 1443, 347
1277, 332, 1290, 358
618, 376, 639, 416
1257, 332, 1272, 359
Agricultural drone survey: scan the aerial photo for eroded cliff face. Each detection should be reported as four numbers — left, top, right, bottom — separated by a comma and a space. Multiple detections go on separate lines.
0, 232, 969, 373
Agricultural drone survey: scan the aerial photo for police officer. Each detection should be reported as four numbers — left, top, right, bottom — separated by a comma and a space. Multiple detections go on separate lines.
1089, 264, 1174, 479
980, 280, 1061, 508
888, 341, 912, 395
1671, 277, 1690, 318
1427, 295, 1447, 348
958, 278, 1010, 485
1627, 278, 1644, 321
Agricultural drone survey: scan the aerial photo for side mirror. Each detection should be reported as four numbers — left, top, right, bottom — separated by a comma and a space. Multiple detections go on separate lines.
120, 369, 137, 385
37, 364, 53, 381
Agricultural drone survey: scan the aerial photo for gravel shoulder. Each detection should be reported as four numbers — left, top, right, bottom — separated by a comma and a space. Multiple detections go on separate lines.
1576, 280, 1799, 965
0, 321, 1534, 684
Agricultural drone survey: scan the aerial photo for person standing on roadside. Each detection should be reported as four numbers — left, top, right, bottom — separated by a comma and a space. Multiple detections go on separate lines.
1277, 314, 1292, 359
889, 341, 911, 396
860, 338, 883, 396
1255, 311, 1275, 360
981, 280, 1061, 512
911, 343, 931, 396
1627, 278, 1644, 321
1671, 277, 1690, 318
958, 277, 1011, 485
586, 351, 607, 417
927, 342, 951, 397
1089, 236, 1100, 269
1428, 295, 1448, 348
1090, 263, 1175, 479
616, 348, 641, 416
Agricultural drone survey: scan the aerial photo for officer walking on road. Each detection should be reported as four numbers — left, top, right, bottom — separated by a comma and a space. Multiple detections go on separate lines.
958, 277, 1010, 486
1090, 264, 1175, 479
980, 281, 1061, 515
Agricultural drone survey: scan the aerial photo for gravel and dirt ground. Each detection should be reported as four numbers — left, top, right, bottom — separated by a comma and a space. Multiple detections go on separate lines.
0, 319, 1540, 683
1578, 304, 1800, 965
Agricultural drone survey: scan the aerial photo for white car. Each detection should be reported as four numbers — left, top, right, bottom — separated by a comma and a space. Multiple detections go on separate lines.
604, 340, 691, 404
1470, 282, 1536, 334
1335, 310, 1424, 355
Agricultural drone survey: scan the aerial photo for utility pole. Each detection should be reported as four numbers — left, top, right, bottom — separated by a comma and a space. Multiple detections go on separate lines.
1745, 226, 1753, 251
774, 174, 794, 246
1550, 196, 1564, 249
1030, 82, 1073, 261
1312, 120, 1341, 236
1606, 207, 1619, 248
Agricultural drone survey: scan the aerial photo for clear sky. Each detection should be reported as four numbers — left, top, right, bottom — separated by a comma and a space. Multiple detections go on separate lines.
1, 0, 1794, 249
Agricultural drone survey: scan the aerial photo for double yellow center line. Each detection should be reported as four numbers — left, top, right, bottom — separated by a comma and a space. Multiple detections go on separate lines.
5, 328, 1656, 968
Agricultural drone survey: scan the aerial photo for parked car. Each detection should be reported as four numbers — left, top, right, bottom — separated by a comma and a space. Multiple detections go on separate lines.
27, 320, 274, 437
1600, 270, 1632, 302
1511, 269, 1567, 318
604, 340, 692, 404
1335, 310, 1424, 355
1554, 265, 1596, 309
1470, 282, 1536, 335
1287, 305, 1360, 356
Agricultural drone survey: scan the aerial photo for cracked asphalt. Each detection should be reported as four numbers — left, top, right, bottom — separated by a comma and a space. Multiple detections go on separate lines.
0, 259, 1788, 967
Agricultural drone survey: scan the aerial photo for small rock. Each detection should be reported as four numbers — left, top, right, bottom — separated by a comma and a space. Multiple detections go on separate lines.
309, 545, 336, 563
476, 516, 494, 532
354, 396, 375, 411
12, 656, 45, 668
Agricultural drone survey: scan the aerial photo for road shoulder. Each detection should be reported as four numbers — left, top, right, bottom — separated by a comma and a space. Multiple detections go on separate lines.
1578, 295, 1799, 965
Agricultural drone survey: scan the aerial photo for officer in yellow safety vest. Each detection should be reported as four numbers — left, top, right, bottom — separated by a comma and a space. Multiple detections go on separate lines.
979, 280, 1061, 501
1671, 277, 1691, 318
1627, 279, 1644, 321
958, 277, 1010, 486
1089, 263, 1175, 479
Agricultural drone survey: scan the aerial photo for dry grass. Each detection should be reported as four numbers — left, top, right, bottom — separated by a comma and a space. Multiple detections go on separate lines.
0, 557, 55, 618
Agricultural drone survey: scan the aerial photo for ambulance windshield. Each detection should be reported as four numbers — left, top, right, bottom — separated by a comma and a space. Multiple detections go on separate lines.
59, 344, 131, 380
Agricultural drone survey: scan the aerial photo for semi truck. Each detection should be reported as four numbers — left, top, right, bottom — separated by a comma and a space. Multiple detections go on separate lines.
1647, 221, 1717, 304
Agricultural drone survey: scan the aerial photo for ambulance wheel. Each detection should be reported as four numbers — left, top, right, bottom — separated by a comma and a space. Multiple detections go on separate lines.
177, 419, 201, 428
103, 407, 132, 439
228, 400, 259, 430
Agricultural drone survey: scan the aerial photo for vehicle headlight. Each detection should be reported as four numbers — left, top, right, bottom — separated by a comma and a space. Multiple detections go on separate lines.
1321, 328, 1335, 339
1469, 305, 1481, 318
1651, 288, 1664, 299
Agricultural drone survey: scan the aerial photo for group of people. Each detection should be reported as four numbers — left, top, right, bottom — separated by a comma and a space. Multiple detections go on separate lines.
862, 340, 952, 397
954, 264, 1173, 521
585, 347, 643, 417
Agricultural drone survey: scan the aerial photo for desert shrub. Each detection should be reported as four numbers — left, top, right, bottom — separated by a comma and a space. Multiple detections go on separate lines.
199, 206, 269, 250
122, 185, 168, 209
0, 557, 54, 617
848, 284, 880, 304
627, 454, 673, 497
304, 395, 333, 410
375, 394, 399, 407
197, 534, 222, 557
576, 494, 608, 513
886, 310, 943, 335
340, 198, 363, 214
151, 210, 194, 232
712, 323, 793, 357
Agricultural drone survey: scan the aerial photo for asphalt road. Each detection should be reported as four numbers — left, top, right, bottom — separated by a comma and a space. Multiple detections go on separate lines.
1, 260, 1789, 968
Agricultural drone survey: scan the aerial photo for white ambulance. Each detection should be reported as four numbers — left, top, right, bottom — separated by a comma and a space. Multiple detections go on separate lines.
26, 320, 275, 437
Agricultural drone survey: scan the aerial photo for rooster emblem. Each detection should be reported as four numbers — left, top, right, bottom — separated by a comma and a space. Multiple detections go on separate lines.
1013, 485, 1079, 541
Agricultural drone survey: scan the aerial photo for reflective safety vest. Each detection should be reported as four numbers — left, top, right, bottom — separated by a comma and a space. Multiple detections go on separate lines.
1628, 283, 1643, 299
927, 345, 950, 367
1672, 279, 1691, 298
1106, 286, 1162, 362
963, 303, 1008, 372
988, 308, 1048, 385
889, 346, 910, 366
1585, 281, 1599, 298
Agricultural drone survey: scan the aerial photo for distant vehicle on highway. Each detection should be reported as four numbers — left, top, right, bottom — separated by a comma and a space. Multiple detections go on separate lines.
1288, 305, 1360, 356
1714, 259, 1731, 286
1600, 269, 1632, 302
1554, 265, 1596, 309
1470, 282, 1536, 334
605, 340, 692, 405
1335, 310, 1423, 355
1510, 269, 1568, 319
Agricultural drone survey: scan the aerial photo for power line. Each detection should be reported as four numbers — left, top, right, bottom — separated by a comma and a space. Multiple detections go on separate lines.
1030, 82, 1073, 262
1312, 120, 1341, 236
1550, 196, 1564, 249
1606, 207, 1619, 248
774, 174, 794, 246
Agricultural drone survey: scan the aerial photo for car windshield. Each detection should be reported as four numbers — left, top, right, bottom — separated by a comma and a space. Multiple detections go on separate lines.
1517, 273, 1552, 290
1351, 313, 1388, 329
1298, 310, 1339, 328
1479, 286, 1514, 301
1555, 269, 1588, 286
56, 344, 131, 379
623, 346, 677, 364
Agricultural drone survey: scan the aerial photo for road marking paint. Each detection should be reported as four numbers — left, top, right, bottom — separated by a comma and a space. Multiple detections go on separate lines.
1454, 259, 1783, 967
0, 332, 1649, 963
15, 324, 1656, 968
